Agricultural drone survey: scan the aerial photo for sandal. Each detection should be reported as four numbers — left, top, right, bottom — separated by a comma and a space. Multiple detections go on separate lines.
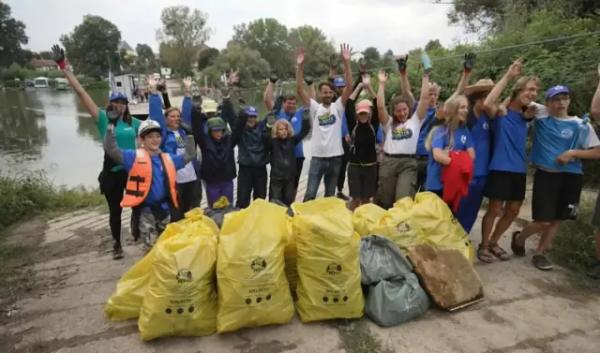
511, 231, 526, 257
489, 243, 511, 261
477, 245, 496, 264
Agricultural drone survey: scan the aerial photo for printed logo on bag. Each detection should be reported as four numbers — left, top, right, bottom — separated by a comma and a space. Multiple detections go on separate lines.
250, 257, 267, 273
318, 112, 336, 126
326, 263, 342, 275
396, 221, 411, 233
560, 129, 574, 139
391, 126, 413, 140
176, 269, 192, 283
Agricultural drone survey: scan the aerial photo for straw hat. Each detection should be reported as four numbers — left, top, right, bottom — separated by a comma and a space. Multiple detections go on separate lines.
464, 79, 495, 97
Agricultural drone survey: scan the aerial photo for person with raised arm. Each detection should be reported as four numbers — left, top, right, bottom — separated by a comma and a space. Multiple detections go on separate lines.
51, 45, 141, 260
478, 58, 541, 263
375, 70, 430, 209
296, 43, 353, 201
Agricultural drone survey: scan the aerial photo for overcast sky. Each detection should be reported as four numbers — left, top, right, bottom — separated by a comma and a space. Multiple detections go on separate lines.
7, 0, 472, 55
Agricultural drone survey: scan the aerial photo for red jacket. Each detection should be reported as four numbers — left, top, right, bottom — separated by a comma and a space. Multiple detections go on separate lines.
442, 151, 473, 212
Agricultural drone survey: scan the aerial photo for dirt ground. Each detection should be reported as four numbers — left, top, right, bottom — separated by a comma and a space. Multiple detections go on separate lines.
1, 201, 599, 353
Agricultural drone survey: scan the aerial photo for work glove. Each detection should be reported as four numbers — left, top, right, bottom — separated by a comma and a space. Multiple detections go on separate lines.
304, 75, 314, 86
464, 52, 476, 72
396, 55, 408, 73
51, 45, 66, 70
269, 73, 279, 84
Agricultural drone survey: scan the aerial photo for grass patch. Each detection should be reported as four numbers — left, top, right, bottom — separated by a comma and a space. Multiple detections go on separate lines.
0, 171, 104, 232
551, 191, 598, 282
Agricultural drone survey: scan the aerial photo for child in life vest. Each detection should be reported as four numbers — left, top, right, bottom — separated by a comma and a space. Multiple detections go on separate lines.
103, 118, 196, 251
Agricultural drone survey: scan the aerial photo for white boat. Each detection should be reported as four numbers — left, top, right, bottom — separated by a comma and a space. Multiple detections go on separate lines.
33, 77, 49, 88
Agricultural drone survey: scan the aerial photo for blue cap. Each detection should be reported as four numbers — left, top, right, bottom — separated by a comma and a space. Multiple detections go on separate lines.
244, 105, 258, 117
333, 76, 345, 88
109, 92, 128, 102
545, 85, 570, 100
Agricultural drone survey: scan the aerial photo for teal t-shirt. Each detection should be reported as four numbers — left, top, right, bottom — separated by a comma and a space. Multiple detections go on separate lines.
96, 109, 141, 171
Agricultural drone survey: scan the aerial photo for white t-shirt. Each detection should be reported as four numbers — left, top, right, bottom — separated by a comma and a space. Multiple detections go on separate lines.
172, 131, 197, 183
309, 97, 345, 157
383, 112, 424, 154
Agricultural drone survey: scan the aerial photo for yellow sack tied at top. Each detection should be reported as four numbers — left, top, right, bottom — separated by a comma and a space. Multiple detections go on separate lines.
217, 199, 294, 333
104, 209, 218, 321
398, 192, 474, 261
138, 220, 218, 340
292, 197, 364, 322
353, 201, 428, 249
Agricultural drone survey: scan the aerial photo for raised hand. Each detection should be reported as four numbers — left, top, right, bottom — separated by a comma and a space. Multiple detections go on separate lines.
51, 44, 66, 70
361, 73, 371, 86
463, 52, 476, 72
227, 69, 240, 86
269, 72, 279, 84
329, 53, 338, 70
304, 75, 314, 86
297, 47, 306, 66
395, 54, 408, 73
358, 58, 367, 75
146, 75, 157, 90
340, 43, 352, 62
378, 70, 388, 84
506, 58, 523, 79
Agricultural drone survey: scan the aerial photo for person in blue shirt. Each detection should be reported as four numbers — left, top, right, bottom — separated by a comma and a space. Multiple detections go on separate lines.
148, 76, 200, 221
456, 79, 495, 236
479, 58, 541, 263
510, 85, 600, 271
103, 119, 196, 251
424, 95, 475, 196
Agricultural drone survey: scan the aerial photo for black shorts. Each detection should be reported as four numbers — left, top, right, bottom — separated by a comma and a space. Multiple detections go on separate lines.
592, 192, 600, 228
532, 169, 582, 221
348, 164, 377, 199
483, 170, 526, 201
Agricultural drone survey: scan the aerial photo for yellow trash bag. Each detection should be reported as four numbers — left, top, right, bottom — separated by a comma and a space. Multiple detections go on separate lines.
409, 192, 474, 261
217, 199, 294, 333
292, 197, 364, 322
138, 221, 218, 340
369, 197, 428, 249
283, 215, 298, 299
352, 203, 386, 236
104, 210, 218, 321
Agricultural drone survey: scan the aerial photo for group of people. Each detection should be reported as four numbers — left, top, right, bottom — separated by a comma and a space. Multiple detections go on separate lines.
50, 43, 600, 278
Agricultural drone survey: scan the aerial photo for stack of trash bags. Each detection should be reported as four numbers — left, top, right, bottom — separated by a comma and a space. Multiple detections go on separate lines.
104, 192, 482, 340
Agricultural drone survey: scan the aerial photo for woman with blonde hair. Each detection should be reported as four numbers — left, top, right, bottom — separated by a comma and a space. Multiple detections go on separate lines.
265, 110, 311, 206
425, 95, 475, 199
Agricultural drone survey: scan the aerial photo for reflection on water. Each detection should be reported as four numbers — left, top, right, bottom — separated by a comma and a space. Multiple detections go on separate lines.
0, 88, 271, 188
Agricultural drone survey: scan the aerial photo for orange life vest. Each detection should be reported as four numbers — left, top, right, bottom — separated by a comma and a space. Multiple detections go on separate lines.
121, 149, 179, 209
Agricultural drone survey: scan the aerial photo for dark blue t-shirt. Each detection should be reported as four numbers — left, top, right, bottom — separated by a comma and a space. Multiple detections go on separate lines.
488, 109, 529, 174
470, 112, 491, 177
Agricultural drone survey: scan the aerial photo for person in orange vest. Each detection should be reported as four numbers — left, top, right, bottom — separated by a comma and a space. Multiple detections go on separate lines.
103, 118, 196, 254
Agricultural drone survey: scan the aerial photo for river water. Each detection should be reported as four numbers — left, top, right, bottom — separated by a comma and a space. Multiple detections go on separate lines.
0, 88, 307, 189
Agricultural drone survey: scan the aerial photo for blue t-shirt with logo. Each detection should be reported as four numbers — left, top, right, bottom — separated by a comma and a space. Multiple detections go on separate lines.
530, 116, 596, 174
416, 106, 438, 156
470, 112, 491, 177
426, 126, 473, 191
277, 108, 305, 158
488, 109, 529, 174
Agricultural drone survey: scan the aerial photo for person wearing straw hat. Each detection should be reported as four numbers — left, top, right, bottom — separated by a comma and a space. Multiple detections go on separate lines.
455, 79, 495, 240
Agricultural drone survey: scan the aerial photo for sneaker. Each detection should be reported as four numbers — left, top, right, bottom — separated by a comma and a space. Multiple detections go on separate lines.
532, 254, 553, 271
336, 192, 350, 201
112, 247, 124, 260
586, 260, 600, 280
511, 231, 526, 257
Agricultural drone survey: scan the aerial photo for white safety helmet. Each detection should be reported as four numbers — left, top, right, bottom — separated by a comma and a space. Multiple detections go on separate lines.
138, 119, 162, 137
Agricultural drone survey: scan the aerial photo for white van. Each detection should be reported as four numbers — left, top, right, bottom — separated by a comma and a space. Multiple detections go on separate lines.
34, 77, 49, 88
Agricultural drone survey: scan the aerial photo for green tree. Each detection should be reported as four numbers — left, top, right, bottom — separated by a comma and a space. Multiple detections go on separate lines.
231, 18, 291, 77
201, 43, 270, 88
197, 47, 220, 71
134, 44, 158, 74
288, 25, 336, 78
60, 15, 121, 78
156, 5, 211, 75
362, 47, 381, 68
0, 2, 28, 67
